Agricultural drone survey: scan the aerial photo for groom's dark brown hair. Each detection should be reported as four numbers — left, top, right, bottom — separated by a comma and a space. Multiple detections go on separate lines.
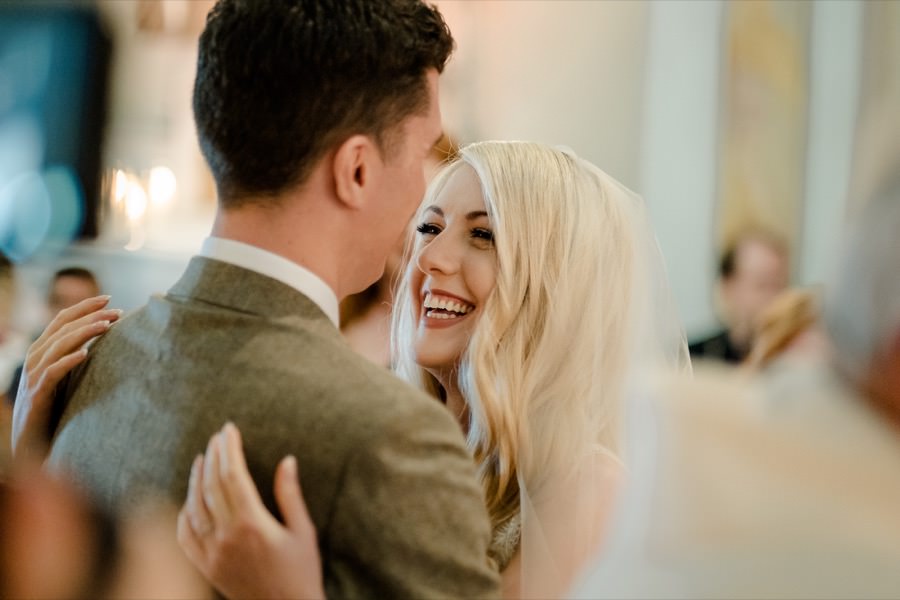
192, 0, 454, 206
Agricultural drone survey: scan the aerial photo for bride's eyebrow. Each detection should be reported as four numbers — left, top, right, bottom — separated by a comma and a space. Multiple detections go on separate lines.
466, 210, 488, 220
424, 206, 443, 217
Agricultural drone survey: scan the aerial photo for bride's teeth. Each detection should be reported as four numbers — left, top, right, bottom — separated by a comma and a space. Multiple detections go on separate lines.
422, 294, 475, 316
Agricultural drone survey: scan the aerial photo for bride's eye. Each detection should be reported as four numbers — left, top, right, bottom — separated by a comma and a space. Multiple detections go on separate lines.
471, 228, 494, 245
416, 223, 442, 237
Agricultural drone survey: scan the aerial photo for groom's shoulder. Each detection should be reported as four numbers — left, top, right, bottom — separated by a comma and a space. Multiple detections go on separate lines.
301, 337, 449, 424
234, 318, 458, 437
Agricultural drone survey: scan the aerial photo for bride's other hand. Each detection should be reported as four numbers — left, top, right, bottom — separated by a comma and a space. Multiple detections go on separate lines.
177, 423, 325, 600
11, 295, 122, 462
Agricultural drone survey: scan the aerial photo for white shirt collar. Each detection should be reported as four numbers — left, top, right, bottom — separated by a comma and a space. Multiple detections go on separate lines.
199, 237, 340, 328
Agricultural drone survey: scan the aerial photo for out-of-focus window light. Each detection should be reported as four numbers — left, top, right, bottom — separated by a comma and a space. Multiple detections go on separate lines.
112, 169, 128, 206
148, 165, 176, 207
0, 4, 110, 241
125, 178, 147, 222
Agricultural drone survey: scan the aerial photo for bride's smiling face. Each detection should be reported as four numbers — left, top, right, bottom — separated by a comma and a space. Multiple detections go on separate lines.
410, 164, 498, 372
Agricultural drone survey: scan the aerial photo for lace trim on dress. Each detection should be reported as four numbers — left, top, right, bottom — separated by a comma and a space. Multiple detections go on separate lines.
488, 511, 522, 572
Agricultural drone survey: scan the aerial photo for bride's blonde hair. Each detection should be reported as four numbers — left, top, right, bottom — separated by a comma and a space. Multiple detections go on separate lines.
393, 141, 637, 530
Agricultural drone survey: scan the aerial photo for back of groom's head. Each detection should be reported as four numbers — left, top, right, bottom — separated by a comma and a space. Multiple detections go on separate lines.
193, 0, 454, 206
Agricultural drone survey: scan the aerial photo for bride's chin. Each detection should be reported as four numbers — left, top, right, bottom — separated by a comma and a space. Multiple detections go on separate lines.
413, 352, 462, 379
413, 357, 455, 374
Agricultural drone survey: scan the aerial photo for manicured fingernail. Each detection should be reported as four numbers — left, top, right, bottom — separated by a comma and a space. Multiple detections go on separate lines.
79, 348, 88, 358
189, 455, 200, 481
285, 455, 298, 478
97, 320, 110, 328
98, 295, 111, 301
110, 309, 124, 317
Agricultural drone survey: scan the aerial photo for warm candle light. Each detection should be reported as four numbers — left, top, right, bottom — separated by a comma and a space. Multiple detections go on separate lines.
112, 169, 128, 205
148, 165, 176, 207
125, 178, 148, 222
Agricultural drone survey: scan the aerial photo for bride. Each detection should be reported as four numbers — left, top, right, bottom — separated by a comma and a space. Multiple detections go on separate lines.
14, 141, 689, 598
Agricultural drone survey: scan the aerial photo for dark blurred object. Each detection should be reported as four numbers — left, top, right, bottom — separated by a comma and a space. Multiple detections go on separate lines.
0, 2, 111, 248
687, 330, 744, 364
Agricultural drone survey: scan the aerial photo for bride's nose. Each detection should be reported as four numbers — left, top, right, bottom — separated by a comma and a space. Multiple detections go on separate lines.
416, 234, 461, 276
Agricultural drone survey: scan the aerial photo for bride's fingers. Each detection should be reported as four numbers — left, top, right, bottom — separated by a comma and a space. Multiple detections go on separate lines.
217, 423, 266, 520
27, 306, 121, 371
31, 348, 89, 403
184, 454, 215, 540
29, 296, 111, 354
176, 505, 204, 564
32, 319, 112, 380
178, 458, 209, 564
275, 455, 314, 535
202, 432, 232, 529
11, 310, 119, 462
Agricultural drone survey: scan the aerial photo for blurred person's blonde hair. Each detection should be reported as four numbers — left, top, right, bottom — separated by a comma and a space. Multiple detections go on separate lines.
392, 142, 634, 529
744, 287, 820, 370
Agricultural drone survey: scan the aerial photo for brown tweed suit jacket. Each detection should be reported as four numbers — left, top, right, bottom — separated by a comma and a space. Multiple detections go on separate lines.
47, 256, 499, 598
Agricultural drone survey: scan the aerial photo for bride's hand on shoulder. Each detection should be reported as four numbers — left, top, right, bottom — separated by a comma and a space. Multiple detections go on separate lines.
177, 422, 325, 600
11, 295, 122, 462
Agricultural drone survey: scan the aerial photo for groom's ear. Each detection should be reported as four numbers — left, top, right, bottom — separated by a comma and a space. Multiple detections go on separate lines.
333, 134, 380, 211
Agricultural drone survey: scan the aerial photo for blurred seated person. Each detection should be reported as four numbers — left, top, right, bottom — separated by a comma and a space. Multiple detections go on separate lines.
47, 267, 101, 318
340, 133, 458, 367
689, 230, 789, 364
6, 266, 101, 405
573, 173, 900, 599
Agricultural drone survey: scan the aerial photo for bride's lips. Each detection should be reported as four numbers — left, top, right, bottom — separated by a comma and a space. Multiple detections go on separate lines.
420, 288, 476, 329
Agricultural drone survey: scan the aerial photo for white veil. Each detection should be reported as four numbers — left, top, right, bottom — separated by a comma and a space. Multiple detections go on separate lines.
510, 147, 691, 598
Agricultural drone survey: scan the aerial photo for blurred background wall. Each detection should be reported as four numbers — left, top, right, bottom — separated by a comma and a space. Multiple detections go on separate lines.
0, 0, 896, 342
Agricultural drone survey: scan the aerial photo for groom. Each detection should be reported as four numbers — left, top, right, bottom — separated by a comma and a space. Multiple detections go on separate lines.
44, 1, 499, 597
